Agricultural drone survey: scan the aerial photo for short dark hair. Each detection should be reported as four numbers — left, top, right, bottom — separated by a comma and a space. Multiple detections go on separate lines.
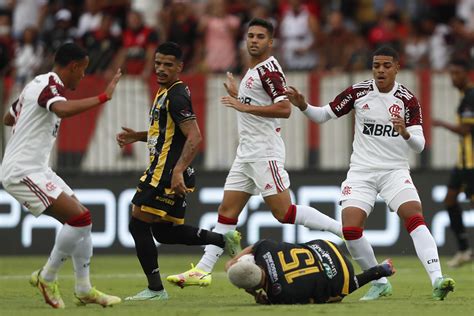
156, 42, 183, 60
248, 18, 274, 37
54, 43, 88, 67
449, 58, 470, 70
373, 46, 399, 62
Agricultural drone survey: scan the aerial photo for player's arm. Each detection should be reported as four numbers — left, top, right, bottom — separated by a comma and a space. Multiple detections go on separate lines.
224, 245, 255, 271
170, 119, 202, 196
51, 69, 122, 118
3, 111, 15, 126
116, 127, 147, 148
432, 119, 471, 136
285, 86, 332, 123
221, 96, 291, 118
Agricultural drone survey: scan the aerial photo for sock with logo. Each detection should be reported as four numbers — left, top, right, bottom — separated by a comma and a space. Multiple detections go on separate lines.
447, 204, 470, 251
196, 215, 237, 273
129, 217, 163, 291
151, 222, 225, 247
287, 204, 343, 238
405, 214, 442, 286
343, 226, 388, 284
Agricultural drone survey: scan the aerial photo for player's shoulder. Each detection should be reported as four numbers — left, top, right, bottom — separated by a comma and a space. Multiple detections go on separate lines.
167, 81, 191, 100
348, 79, 374, 98
393, 83, 417, 102
256, 56, 284, 77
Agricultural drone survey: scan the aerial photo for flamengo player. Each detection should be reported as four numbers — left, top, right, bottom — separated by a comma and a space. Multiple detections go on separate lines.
2, 43, 122, 308
167, 18, 342, 287
285, 46, 455, 301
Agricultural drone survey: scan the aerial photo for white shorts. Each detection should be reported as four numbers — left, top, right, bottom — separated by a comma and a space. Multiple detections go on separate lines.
339, 168, 420, 215
224, 160, 290, 197
2, 169, 74, 217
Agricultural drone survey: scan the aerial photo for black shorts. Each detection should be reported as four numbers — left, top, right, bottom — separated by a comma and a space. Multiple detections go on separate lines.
132, 181, 188, 224
447, 168, 474, 201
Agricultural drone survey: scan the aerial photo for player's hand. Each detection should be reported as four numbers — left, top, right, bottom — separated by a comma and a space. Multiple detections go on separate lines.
254, 290, 270, 305
390, 114, 409, 139
221, 96, 247, 112
116, 126, 137, 148
284, 86, 307, 111
171, 171, 187, 198
105, 68, 122, 100
223, 72, 238, 98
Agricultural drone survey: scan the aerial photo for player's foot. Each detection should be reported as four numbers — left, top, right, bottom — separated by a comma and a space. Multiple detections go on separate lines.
29, 269, 65, 309
166, 264, 212, 288
380, 258, 396, 277
124, 288, 169, 301
432, 276, 455, 301
447, 249, 472, 268
223, 230, 242, 257
74, 287, 122, 307
359, 281, 392, 301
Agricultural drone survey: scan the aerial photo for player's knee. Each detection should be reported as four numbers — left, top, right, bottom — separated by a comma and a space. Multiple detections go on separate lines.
276, 204, 296, 224
129, 216, 149, 237
151, 222, 174, 244
342, 226, 363, 240
404, 213, 426, 234
66, 208, 92, 227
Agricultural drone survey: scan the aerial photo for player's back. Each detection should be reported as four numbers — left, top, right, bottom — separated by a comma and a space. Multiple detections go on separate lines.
2, 72, 66, 183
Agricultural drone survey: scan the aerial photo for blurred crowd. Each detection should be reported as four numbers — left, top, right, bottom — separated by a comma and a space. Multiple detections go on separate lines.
0, 0, 473, 88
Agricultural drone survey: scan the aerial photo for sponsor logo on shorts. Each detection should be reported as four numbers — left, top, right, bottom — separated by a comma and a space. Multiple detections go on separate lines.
45, 182, 57, 192
342, 186, 352, 196
23, 201, 30, 209
156, 196, 175, 206
264, 183, 273, 190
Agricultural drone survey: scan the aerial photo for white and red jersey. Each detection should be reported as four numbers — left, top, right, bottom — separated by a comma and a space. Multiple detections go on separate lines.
324, 79, 423, 170
2, 72, 67, 182
235, 56, 288, 162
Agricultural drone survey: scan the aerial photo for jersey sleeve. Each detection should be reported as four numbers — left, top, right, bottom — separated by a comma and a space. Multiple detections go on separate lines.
9, 99, 19, 117
37, 76, 67, 111
259, 67, 288, 103
328, 86, 356, 117
404, 95, 423, 127
460, 90, 474, 124
168, 88, 196, 124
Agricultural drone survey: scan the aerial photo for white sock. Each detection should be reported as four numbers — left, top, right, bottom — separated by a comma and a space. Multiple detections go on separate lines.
196, 222, 237, 272
294, 204, 342, 238
41, 224, 90, 282
409, 225, 442, 286
72, 227, 93, 294
345, 236, 388, 284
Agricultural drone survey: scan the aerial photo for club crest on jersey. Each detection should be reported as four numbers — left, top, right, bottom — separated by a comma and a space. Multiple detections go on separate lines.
245, 76, 254, 89
389, 104, 402, 117
342, 186, 352, 196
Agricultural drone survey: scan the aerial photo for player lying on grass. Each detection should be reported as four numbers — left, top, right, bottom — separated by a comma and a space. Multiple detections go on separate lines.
225, 239, 395, 304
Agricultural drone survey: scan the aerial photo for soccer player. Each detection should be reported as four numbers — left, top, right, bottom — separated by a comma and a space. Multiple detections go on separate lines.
167, 18, 343, 288
225, 239, 395, 304
285, 46, 455, 301
432, 58, 474, 267
1, 43, 122, 308
115, 42, 241, 301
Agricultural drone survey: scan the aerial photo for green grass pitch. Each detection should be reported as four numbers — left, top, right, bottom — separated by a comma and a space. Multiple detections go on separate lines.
0, 255, 472, 316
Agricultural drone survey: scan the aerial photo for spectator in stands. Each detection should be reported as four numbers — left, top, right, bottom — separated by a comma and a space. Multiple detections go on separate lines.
456, 0, 474, 32
279, 0, 319, 71
81, 13, 121, 74
107, 10, 158, 80
449, 17, 474, 66
76, 0, 104, 38
11, 0, 48, 39
160, 0, 198, 72
419, 14, 452, 71
14, 26, 43, 87
346, 34, 372, 72
0, 10, 13, 76
42, 9, 76, 60
197, 0, 240, 73
404, 20, 430, 70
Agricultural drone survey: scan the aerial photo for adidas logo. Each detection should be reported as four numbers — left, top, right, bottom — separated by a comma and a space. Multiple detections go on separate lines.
264, 183, 273, 190
404, 179, 412, 184
362, 104, 370, 110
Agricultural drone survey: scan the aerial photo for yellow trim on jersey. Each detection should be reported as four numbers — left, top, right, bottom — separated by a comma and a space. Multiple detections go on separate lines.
140, 205, 185, 225
164, 187, 195, 195
323, 240, 350, 295
465, 134, 473, 168
460, 117, 474, 124
150, 104, 175, 187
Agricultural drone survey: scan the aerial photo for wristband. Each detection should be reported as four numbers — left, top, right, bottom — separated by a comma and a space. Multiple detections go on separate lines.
98, 93, 109, 104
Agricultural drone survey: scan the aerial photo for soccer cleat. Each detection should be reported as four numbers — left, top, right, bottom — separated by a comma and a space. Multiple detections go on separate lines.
380, 258, 396, 277
74, 287, 122, 307
166, 264, 212, 288
29, 269, 65, 309
223, 230, 242, 257
432, 276, 455, 301
124, 288, 169, 301
447, 249, 472, 268
359, 281, 393, 301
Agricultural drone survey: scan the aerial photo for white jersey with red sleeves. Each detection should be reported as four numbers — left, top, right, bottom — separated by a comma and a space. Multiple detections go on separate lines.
324, 79, 424, 170
2, 72, 67, 182
235, 56, 288, 162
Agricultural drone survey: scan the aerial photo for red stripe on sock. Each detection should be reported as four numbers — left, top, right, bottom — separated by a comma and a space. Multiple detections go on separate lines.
282, 204, 296, 224
342, 226, 363, 240
67, 210, 92, 227
218, 214, 238, 225
404, 213, 426, 233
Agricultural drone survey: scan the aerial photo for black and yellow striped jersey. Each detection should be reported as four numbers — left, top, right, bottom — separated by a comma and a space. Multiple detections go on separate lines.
140, 80, 196, 188
457, 87, 474, 169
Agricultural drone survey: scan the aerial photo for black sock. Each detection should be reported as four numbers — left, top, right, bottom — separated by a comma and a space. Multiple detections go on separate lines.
352, 265, 390, 293
151, 223, 225, 247
129, 217, 164, 291
447, 204, 469, 251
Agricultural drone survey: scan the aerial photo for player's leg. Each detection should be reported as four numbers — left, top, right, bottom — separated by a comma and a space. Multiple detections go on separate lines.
126, 205, 168, 300
351, 259, 396, 293
255, 160, 343, 237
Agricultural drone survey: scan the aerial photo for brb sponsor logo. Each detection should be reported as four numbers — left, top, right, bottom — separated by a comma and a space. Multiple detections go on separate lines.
363, 123, 399, 137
